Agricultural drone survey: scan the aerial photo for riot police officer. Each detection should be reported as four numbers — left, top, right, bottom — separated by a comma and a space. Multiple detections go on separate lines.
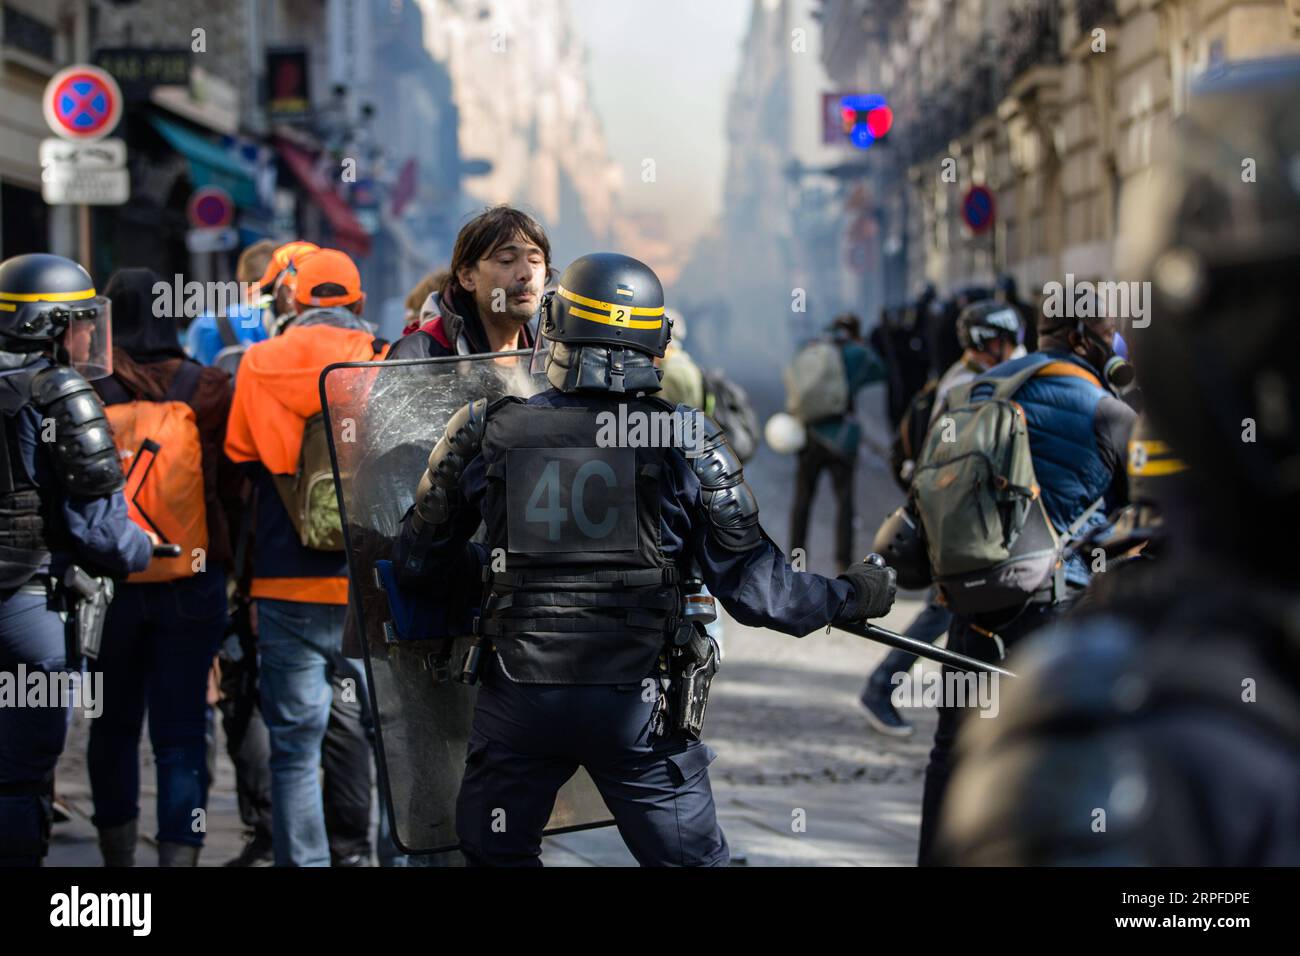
0, 254, 151, 867
394, 253, 897, 866
935, 56, 1300, 866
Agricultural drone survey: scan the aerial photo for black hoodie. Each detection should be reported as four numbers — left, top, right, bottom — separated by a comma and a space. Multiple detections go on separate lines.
103, 268, 186, 362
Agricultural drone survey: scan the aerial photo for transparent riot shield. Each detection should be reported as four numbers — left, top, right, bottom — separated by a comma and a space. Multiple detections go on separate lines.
320, 353, 613, 854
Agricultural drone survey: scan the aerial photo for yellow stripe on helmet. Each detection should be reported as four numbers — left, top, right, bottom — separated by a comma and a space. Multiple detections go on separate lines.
0, 288, 97, 303
568, 304, 665, 330
557, 284, 664, 317
1128, 439, 1189, 477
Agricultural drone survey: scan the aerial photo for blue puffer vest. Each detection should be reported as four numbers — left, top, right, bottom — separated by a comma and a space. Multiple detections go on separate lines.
985, 351, 1113, 533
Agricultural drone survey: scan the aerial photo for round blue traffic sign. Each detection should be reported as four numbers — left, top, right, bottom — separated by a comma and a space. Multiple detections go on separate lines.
962, 185, 995, 235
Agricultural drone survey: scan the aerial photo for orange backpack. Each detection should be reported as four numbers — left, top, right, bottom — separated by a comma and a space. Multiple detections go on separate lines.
103, 362, 208, 583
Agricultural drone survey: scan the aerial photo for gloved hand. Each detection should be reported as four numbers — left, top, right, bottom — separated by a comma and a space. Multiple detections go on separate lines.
837, 553, 898, 621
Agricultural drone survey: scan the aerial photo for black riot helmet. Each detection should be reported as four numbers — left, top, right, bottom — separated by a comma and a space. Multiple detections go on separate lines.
871, 505, 931, 591
1118, 56, 1300, 576
0, 253, 113, 378
531, 253, 670, 394
956, 299, 1023, 353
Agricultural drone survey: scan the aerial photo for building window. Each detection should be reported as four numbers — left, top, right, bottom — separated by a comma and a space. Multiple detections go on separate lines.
3, 5, 56, 63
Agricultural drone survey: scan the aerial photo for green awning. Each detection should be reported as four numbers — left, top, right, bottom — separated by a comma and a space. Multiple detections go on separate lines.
149, 115, 259, 208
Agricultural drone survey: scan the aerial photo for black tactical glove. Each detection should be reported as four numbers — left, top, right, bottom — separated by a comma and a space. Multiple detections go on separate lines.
837, 554, 898, 621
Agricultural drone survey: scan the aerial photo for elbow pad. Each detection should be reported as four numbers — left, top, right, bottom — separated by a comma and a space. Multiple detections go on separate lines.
413, 398, 487, 531
30, 366, 124, 497
688, 409, 760, 551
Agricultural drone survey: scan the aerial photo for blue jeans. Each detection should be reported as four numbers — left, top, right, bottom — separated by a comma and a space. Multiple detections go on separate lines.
0, 589, 69, 866
256, 599, 346, 867
88, 570, 226, 846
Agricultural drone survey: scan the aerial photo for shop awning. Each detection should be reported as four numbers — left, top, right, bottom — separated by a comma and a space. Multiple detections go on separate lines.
275, 139, 372, 258
149, 115, 259, 208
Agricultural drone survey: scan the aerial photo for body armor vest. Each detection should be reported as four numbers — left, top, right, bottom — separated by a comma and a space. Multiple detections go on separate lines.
479, 396, 682, 684
0, 368, 52, 589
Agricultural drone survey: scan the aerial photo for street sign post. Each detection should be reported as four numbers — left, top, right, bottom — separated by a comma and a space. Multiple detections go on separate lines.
38, 137, 129, 206
42, 64, 128, 265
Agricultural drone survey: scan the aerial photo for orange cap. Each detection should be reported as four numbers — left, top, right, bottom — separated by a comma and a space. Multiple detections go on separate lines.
258, 241, 320, 292
294, 248, 363, 307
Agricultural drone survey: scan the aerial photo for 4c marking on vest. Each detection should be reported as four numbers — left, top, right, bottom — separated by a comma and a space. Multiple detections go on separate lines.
506, 446, 637, 553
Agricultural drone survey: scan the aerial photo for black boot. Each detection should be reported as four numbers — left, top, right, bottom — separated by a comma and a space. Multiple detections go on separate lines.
223, 830, 273, 867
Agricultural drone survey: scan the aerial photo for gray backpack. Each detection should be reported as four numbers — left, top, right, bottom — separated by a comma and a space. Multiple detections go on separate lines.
212, 312, 247, 381
784, 339, 849, 424
911, 356, 1103, 616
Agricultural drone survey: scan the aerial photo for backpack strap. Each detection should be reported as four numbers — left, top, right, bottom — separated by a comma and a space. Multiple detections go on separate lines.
944, 354, 1052, 411
1033, 360, 1102, 389
163, 359, 204, 405
215, 312, 239, 348
92, 375, 134, 407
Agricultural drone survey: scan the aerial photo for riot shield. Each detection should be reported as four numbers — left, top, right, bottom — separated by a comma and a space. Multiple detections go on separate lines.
320, 353, 614, 854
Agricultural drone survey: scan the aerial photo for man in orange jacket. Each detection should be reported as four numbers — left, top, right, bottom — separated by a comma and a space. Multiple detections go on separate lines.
224, 248, 387, 866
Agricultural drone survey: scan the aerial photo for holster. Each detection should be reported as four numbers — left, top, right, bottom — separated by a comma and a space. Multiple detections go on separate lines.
61, 565, 114, 661
671, 622, 718, 741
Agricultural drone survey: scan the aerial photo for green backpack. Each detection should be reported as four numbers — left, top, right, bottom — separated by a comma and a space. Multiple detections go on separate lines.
911, 357, 1100, 616
272, 412, 345, 552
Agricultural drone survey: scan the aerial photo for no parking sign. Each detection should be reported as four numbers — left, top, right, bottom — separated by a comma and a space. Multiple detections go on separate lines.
40, 65, 129, 205
43, 65, 123, 141
962, 185, 996, 235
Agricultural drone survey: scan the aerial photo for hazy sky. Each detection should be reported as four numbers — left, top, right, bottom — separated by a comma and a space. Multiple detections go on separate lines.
568, 0, 752, 248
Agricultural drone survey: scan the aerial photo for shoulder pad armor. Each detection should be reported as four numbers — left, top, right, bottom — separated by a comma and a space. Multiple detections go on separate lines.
30, 365, 124, 497
683, 405, 760, 551
413, 398, 488, 529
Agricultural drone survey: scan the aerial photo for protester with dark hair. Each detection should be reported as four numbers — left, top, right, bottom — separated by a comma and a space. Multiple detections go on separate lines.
387, 206, 547, 360
88, 267, 239, 866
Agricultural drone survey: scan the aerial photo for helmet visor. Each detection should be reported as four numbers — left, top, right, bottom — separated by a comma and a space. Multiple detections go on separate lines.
529, 293, 555, 377
63, 296, 112, 379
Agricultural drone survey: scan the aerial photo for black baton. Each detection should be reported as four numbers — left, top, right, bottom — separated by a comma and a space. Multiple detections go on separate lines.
835, 620, 1017, 678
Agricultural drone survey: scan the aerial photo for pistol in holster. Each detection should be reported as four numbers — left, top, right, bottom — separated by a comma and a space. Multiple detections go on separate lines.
669, 572, 720, 741
62, 565, 114, 662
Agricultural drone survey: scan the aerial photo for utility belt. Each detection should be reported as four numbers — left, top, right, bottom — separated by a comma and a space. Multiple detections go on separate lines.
464, 564, 719, 740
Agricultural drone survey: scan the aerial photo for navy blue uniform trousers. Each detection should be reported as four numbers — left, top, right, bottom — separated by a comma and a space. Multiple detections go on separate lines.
456, 653, 728, 867
0, 590, 69, 866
